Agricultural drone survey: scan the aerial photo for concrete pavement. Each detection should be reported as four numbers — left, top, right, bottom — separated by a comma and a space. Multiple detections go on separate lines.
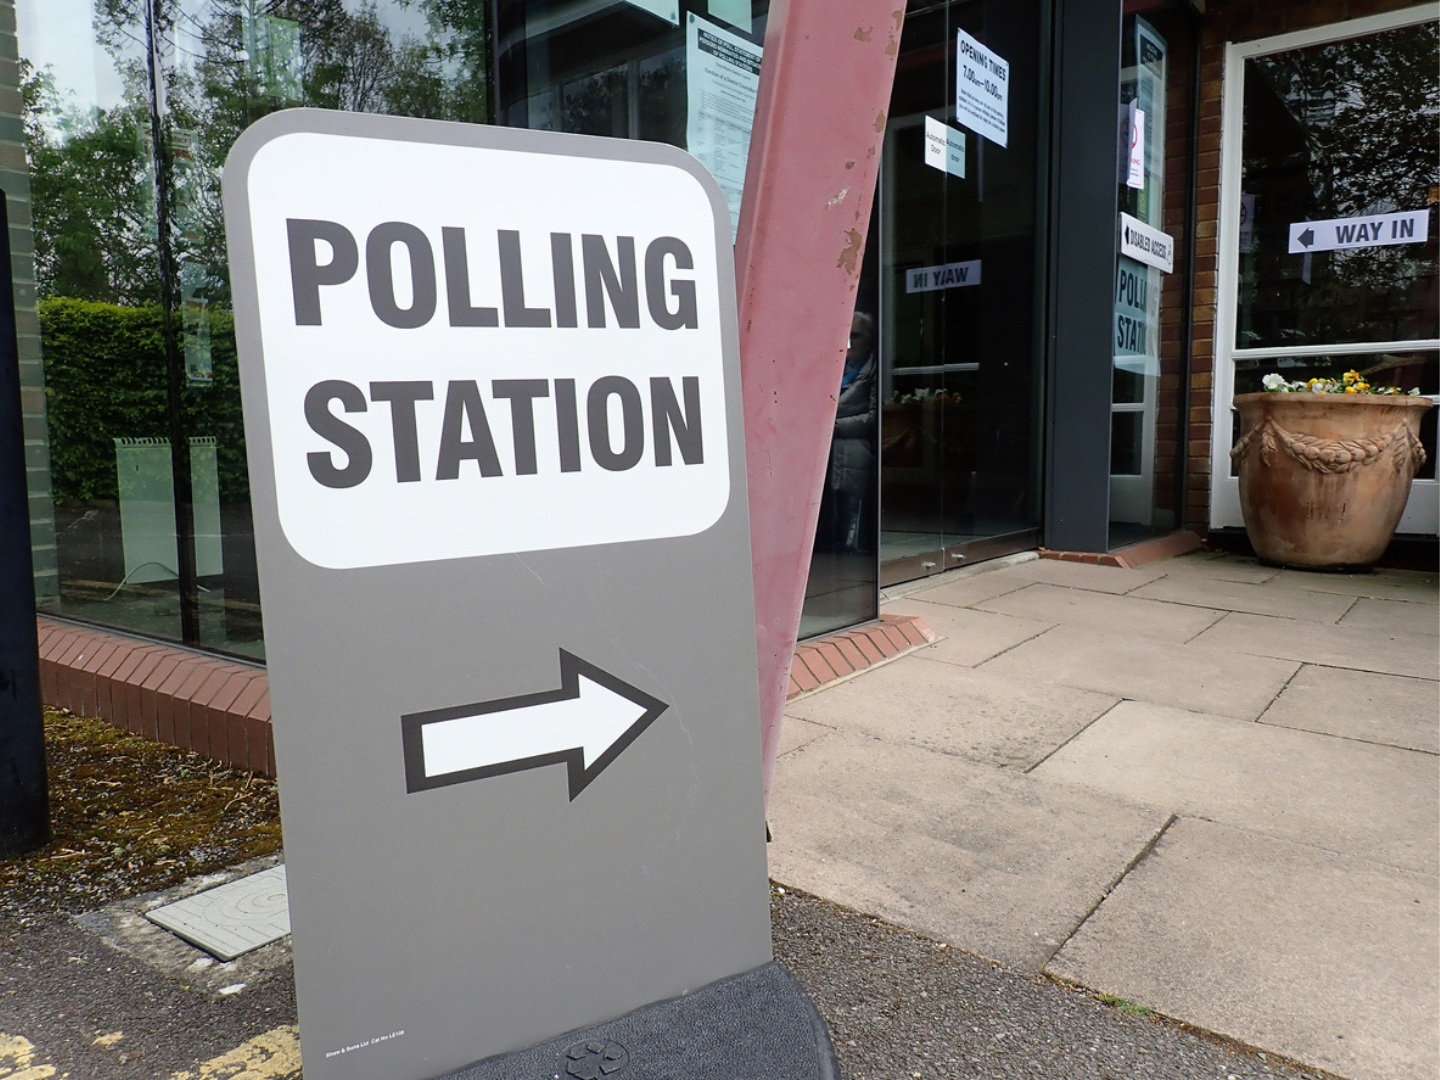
768, 550, 1439, 1080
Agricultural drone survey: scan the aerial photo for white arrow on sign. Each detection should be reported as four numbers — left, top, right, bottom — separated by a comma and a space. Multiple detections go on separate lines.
401, 651, 668, 799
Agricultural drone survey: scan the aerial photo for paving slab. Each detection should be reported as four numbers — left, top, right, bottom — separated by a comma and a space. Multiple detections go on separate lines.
1337, 595, 1440, 637
978, 626, 1299, 720
776, 715, 832, 757
767, 732, 1170, 972
1149, 554, 1283, 584
1258, 664, 1440, 753
1046, 817, 1439, 1080
1031, 700, 1438, 874
878, 598, 1053, 667
896, 565, 1038, 609
1128, 574, 1356, 623
1267, 566, 1439, 603
784, 652, 1118, 770
992, 559, 1169, 594
1191, 610, 1440, 679
976, 584, 1225, 643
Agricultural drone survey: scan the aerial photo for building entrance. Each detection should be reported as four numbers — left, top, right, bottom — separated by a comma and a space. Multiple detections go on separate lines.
873, 0, 1045, 587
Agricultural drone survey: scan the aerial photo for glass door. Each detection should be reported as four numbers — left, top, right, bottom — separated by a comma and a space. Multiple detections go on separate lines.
877, 0, 1044, 586
1212, 11, 1440, 535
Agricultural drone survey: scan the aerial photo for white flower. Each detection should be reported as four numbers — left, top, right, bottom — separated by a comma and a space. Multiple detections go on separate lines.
1261, 373, 1287, 391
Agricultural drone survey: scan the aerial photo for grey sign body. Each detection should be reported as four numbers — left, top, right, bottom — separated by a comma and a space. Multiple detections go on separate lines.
223, 110, 771, 1080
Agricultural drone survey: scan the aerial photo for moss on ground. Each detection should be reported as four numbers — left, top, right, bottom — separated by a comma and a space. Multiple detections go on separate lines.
0, 710, 281, 921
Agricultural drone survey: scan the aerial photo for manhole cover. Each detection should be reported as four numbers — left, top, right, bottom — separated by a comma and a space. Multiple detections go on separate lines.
146, 865, 290, 960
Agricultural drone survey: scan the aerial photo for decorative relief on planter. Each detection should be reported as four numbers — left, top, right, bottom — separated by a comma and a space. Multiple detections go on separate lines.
1231, 416, 1427, 476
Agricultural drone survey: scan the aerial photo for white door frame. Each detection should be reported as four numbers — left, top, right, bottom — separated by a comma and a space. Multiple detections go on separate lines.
1210, 4, 1440, 535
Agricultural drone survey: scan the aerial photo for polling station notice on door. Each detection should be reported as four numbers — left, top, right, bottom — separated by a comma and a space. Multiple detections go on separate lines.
687, 13, 762, 239
955, 29, 1008, 148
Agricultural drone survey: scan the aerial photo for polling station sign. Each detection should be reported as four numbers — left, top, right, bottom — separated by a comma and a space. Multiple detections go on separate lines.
224, 111, 771, 1080
241, 115, 731, 569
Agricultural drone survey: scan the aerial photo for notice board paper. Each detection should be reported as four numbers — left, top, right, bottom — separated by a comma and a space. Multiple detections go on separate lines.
955, 29, 1008, 148
687, 13, 762, 240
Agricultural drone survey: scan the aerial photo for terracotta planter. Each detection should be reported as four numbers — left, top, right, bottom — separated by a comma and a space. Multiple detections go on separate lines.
1230, 392, 1434, 569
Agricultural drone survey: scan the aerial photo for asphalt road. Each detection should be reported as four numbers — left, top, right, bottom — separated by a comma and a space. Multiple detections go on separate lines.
0, 876, 1338, 1080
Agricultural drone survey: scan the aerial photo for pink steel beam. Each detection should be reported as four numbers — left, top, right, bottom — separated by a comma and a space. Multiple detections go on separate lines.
733, 0, 903, 803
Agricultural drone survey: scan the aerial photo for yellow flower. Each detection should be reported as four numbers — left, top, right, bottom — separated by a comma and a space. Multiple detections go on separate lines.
1343, 370, 1359, 384
1344, 385, 1358, 393
1356, 382, 1370, 392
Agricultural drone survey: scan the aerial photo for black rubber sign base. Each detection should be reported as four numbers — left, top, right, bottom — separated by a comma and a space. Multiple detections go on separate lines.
437, 962, 838, 1080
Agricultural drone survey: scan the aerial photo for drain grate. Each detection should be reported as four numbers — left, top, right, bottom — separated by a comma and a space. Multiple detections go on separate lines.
145, 865, 290, 961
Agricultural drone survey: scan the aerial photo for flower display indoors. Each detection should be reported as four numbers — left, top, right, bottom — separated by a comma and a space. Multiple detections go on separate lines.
1231, 370, 1434, 569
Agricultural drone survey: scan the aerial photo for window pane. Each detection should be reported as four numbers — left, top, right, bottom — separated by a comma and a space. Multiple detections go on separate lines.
1237, 23, 1440, 349
19, 0, 184, 642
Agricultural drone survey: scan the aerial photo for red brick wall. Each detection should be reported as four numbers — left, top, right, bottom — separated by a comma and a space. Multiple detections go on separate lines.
1184, 0, 1430, 533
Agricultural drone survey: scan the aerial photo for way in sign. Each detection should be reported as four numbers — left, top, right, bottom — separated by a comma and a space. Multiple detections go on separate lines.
1288, 210, 1430, 254
401, 651, 668, 799
906, 259, 982, 294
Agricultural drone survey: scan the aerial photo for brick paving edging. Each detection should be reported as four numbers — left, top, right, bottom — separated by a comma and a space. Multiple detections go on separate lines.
37, 609, 936, 775
36, 617, 274, 777
786, 613, 936, 700
1040, 530, 1202, 570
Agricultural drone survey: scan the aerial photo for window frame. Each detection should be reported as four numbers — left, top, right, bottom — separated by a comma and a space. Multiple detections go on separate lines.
1210, 4, 1440, 534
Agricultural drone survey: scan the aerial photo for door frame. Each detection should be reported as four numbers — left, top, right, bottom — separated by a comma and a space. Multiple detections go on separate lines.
1210, 5, 1440, 535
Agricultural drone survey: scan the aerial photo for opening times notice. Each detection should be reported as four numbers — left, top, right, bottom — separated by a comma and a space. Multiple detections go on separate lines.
954, 28, 1008, 148
686, 13, 762, 240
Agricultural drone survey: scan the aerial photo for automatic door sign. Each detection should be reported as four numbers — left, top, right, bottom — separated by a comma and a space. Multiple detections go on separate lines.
225, 111, 771, 1080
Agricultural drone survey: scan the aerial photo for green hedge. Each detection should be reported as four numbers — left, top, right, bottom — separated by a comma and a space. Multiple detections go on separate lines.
40, 297, 249, 503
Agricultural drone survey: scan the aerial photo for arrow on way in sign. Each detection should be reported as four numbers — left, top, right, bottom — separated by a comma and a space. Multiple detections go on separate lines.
401, 651, 668, 799
1297, 227, 1315, 248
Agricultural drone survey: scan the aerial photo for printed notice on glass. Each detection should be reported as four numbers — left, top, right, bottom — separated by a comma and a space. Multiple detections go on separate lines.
955, 29, 1008, 148
924, 116, 966, 179
687, 13, 763, 240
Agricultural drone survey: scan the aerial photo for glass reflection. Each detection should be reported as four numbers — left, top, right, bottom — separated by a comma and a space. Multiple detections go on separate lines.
19, 0, 183, 641
1238, 23, 1440, 349
19, 0, 494, 658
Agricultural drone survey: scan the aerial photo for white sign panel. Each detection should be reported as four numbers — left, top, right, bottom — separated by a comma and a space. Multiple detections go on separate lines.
923, 116, 966, 180
686, 13, 762, 240
1114, 256, 1159, 376
906, 259, 981, 293
623, 0, 679, 25
955, 29, 1008, 148
1119, 211, 1174, 274
1126, 103, 1145, 190
241, 131, 730, 570
1239, 193, 1256, 254
707, 0, 750, 30
1288, 210, 1430, 253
